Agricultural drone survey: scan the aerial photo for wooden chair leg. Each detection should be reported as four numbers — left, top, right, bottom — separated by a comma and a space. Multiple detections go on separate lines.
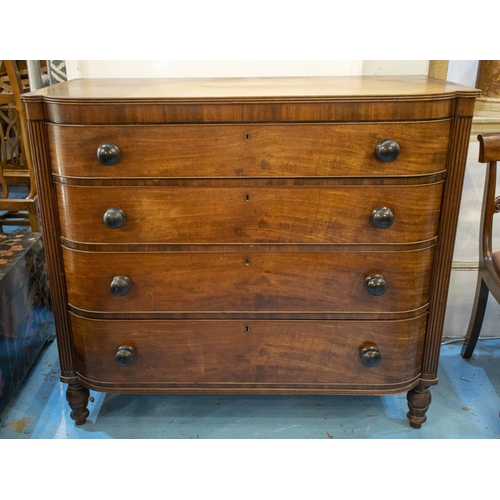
461, 272, 489, 358
28, 197, 40, 232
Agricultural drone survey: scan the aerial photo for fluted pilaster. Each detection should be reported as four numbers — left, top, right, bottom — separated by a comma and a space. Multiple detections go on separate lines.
421, 100, 476, 382
25, 106, 76, 380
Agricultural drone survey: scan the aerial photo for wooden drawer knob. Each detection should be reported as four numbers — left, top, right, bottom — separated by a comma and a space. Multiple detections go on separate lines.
375, 139, 400, 162
103, 207, 126, 229
366, 273, 387, 295
115, 345, 136, 366
360, 345, 381, 367
371, 206, 394, 228
110, 275, 131, 296
97, 143, 121, 166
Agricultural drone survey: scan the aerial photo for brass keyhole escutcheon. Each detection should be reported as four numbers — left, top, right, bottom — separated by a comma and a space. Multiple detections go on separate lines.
245, 258, 250, 266
244, 326, 250, 333
245, 193, 250, 201
245, 132, 250, 141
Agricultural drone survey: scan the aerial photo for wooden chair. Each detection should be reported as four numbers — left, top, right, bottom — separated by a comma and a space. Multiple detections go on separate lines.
461, 133, 500, 357
0, 60, 41, 231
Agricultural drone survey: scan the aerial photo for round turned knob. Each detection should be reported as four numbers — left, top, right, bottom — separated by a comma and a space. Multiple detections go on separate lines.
371, 206, 394, 228
97, 143, 121, 166
115, 345, 136, 367
103, 207, 126, 229
366, 273, 387, 295
110, 275, 131, 296
360, 345, 381, 367
375, 139, 400, 162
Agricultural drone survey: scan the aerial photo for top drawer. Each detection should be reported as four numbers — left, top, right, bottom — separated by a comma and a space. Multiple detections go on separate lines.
48, 121, 451, 179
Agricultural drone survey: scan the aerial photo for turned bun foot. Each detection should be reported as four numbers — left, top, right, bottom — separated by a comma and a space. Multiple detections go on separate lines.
406, 384, 431, 428
66, 383, 90, 425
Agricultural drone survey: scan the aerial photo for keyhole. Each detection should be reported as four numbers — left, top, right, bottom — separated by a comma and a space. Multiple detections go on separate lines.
244, 326, 250, 333
245, 132, 250, 141
245, 193, 250, 202
245, 258, 250, 266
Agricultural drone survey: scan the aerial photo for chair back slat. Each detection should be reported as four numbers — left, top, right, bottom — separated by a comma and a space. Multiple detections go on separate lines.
478, 133, 500, 163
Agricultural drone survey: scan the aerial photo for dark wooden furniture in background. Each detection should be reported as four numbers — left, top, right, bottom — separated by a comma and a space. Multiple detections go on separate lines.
22, 76, 479, 427
0, 61, 46, 231
461, 133, 500, 358
0, 232, 54, 416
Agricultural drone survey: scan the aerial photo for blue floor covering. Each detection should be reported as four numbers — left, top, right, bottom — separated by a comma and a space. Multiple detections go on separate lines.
2, 197, 498, 440
1, 335, 498, 440
1, 211, 498, 495
1, 291, 498, 499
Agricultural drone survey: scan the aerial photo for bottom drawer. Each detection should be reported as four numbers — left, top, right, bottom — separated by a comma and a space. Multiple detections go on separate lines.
72, 315, 426, 392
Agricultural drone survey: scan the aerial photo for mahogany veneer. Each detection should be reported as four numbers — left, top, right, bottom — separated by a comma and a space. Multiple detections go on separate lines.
22, 76, 479, 427
56, 183, 444, 245
48, 121, 451, 178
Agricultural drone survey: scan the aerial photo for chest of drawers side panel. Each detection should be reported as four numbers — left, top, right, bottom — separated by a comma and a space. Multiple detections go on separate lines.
24, 99, 76, 381
421, 98, 477, 383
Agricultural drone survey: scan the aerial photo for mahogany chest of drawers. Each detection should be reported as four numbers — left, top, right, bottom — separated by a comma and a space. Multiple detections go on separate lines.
23, 76, 479, 428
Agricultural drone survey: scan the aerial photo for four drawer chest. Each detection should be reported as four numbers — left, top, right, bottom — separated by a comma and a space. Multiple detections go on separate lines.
23, 76, 479, 428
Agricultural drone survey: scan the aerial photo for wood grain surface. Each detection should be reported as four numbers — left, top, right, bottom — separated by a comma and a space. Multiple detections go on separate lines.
56, 182, 444, 245
24, 75, 478, 100
48, 122, 451, 178
21, 76, 479, 425
71, 314, 427, 388
478, 133, 500, 163
62, 246, 435, 314
23, 77, 479, 125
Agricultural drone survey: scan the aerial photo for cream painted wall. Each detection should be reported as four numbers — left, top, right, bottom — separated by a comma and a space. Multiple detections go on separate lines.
448, 60, 479, 87
362, 60, 429, 76
66, 60, 475, 84
65, 60, 365, 79
443, 140, 500, 339
65, 60, 432, 80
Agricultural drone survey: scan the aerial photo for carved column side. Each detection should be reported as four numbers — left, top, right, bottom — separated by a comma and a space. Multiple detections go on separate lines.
475, 61, 500, 115
421, 97, 477, 383
428, 60, 449, 80
476, 61, 500, 98
24, 98, 77, 381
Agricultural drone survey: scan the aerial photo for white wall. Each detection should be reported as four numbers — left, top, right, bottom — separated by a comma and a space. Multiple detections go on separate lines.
66, 60, 431, 80
444, 140, 500, 339
448, 60, 479, 87
66, 60, 365, 79
67, 60, 479, 82
443, 60, 500, 338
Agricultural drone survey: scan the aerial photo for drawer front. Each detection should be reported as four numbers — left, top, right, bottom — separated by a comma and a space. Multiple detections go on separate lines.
49, 121, 450, 178
57, 183, 444, 245
71, 315, 426, 388
63, 247, 435, 314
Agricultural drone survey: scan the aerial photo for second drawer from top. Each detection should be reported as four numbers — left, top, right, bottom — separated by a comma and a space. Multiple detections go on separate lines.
57, 183, 444, 245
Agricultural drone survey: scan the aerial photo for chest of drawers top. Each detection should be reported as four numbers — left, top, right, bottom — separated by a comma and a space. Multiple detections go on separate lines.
23, 75, 478, 124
